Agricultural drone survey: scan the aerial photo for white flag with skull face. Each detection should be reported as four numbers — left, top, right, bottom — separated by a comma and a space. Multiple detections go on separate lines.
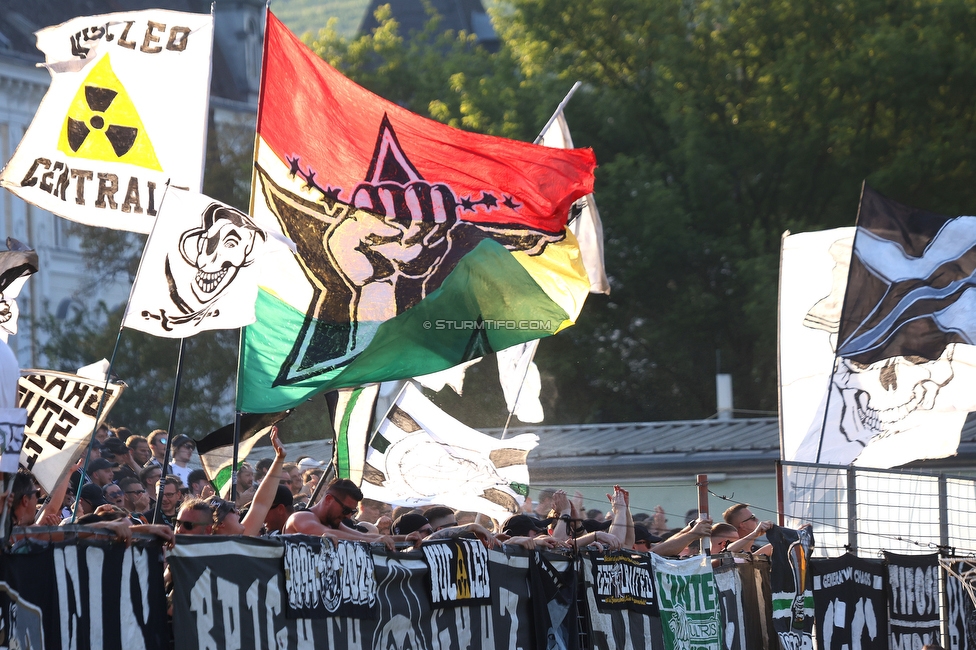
361, 382, 537, 523
123, 187, 294, 338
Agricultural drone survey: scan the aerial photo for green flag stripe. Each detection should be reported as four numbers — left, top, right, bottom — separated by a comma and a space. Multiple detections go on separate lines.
239, 239, 569, 412
336, 387, 364, 479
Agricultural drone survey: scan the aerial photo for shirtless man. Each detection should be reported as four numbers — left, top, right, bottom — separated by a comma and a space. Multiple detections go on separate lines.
283, 478, 395, 550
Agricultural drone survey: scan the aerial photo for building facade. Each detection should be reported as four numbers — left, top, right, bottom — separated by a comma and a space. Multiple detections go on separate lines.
0, 0, 264, 369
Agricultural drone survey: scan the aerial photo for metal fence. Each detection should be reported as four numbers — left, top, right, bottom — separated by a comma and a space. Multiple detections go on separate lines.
778, 461, 976, 558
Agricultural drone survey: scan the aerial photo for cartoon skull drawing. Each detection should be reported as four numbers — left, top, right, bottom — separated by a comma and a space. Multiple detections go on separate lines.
178, 203, 263, 306
835, 347, 955, 444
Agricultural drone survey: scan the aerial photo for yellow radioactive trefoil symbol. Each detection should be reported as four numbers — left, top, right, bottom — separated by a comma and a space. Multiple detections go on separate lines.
58, 55, 162, 170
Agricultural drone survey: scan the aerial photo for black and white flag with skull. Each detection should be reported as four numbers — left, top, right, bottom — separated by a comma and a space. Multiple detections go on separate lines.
782, 186, 976, 468
123, 187, 294, 338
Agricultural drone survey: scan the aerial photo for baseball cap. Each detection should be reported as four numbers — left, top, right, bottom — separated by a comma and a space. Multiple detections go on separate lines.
101, 438, 128, 456
392, 513, 430, 535
89, 458, 118, 472
581, 518, 612, 533
634, 525, 662, 545
297, 458, 326, 473
171, 434, 195, 449
79, 483, 108, 508
271, 485, 293, 509
503, 514, 549, 537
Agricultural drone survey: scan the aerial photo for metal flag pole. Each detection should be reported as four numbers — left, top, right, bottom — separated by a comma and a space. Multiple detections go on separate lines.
814, 180, 867, 463
152, 337, 187, 524
533, 81, 582, 145
499, 82, 585, 440
70, 184, 174, 523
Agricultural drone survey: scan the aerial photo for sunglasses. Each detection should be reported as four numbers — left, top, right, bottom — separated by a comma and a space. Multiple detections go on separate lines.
176, 519, 204, 531
742, 515, 758, 524
125, 488, 146, 495
156, 439, 168, 446
435, 521, 458, 531
330, 497, 357, 517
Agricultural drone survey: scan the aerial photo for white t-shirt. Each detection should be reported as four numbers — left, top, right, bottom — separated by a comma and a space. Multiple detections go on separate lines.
169, 463, 192, 487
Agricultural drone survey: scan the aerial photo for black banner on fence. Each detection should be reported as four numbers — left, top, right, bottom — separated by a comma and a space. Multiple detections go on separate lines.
945, 560, 976, 650
421, 539, 491, 608
588, 551, 656, 614
169, 536, 534, 650
528, 551, 580, 650
581, 555, 663, 650
811, 554, 888, 650
0, 537, 167, 649
282, 536, 377, 619
766, 525, 815, 650
884, 551, 940, 650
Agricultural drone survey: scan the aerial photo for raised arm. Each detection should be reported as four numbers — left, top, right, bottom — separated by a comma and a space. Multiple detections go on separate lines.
241, 427, 286, 536
727, 519, 773, 554
36, 459, 83, 525
607, 485, 634, 548
651, 517, 712, 557
547, 490, 573, 543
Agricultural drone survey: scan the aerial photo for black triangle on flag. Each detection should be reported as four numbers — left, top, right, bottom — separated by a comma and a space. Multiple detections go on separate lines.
462, 317, 494, 361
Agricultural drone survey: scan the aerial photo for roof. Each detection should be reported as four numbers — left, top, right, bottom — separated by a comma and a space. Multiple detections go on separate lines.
483, 418, 782, 482
256, 412, 976, 482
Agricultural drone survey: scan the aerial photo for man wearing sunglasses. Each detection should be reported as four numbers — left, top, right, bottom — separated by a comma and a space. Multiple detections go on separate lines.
174, 499, 214, 535
119, 477, 151, 518
145, 429, 169, 468
723, 503, 774, 555
285, 478, 395, 550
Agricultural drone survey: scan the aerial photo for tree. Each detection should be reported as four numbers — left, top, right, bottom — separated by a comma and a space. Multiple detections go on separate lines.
44, 0, 976, 433
498, 0, 976, 422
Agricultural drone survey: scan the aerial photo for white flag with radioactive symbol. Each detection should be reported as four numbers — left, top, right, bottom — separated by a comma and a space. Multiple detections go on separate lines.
0, 10, 213, 234
123, 187, 295, 338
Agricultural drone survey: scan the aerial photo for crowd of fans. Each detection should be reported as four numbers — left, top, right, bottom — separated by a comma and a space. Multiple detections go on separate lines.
5, 422, 779, 563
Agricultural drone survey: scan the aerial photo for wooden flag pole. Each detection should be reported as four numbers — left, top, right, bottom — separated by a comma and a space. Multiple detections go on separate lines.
697, 473, 711, 556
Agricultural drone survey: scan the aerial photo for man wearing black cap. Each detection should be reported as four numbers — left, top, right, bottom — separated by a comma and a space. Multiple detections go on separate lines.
78, 483, 108, 516
168, 434, 196, 487
102, 437, 138, 482
263, 485, 294, 536
87, 458, 118, 488
392, 513, 433, 537
503, 514, 549, 538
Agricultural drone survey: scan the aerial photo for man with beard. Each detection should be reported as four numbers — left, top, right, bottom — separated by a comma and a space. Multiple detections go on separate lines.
284, 478, 394, 549
119, 477, 151, 521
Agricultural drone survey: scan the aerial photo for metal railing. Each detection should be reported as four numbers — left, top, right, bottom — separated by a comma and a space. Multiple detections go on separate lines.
778, 461, 976, 557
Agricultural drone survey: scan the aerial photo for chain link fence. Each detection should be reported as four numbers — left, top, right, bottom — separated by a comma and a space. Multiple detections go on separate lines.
779, 461, 976, 558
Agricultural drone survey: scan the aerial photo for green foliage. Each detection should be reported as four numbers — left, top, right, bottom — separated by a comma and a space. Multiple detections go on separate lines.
313, 0, 976, 425
39, 302, 237, 436
44, 0, 976, 433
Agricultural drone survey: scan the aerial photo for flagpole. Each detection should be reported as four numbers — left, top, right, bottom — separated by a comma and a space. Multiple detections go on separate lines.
533, 81, 582, 145
498, 83, 587, 439
68, 186, 173, 523
152, 337, 187, 524
815, 180, 867, 463
498, 340, 540, 441
499, 83, 585, 439
230, 410, 242, 501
